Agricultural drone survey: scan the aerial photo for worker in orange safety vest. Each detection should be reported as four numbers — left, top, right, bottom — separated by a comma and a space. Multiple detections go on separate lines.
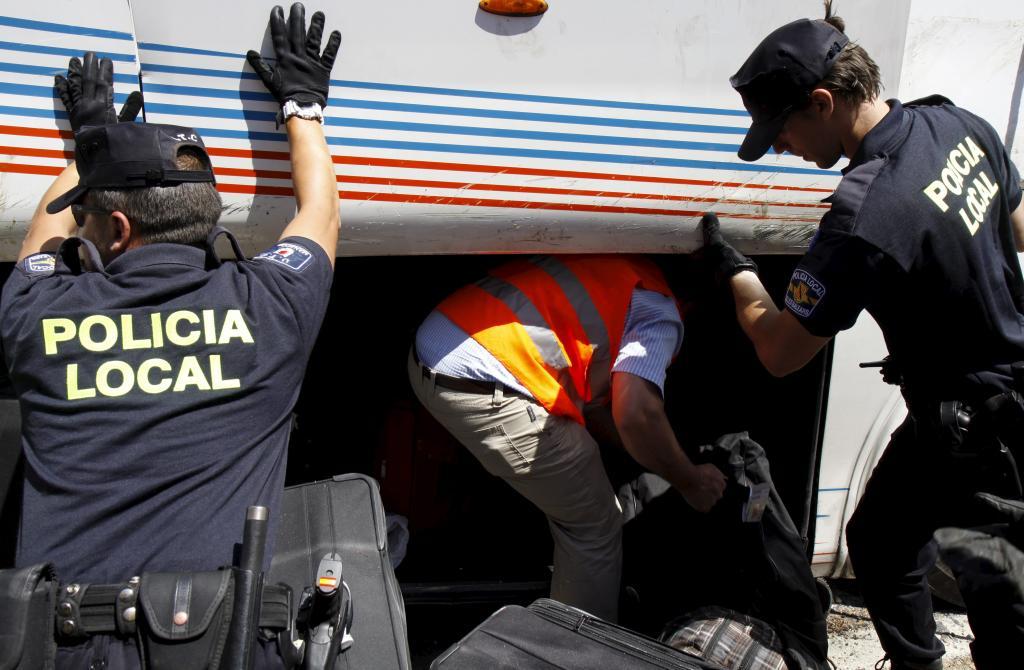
408, 254, 727, 622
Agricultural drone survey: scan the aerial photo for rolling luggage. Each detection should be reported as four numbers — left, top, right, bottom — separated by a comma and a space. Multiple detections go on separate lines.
430, 598, 721, 670
269, 473, 412, 670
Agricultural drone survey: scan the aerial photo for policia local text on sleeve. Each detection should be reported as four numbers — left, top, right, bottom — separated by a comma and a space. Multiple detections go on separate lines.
0, 4, 340, 668
700, 3, 1024, 670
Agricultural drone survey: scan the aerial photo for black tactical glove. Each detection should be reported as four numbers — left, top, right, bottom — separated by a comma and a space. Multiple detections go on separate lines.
246, 3, 341, 108
935, 516, 1024, 669
699, 212, 758, 286
975, 492, 1024, 547
54, 52, 143, 132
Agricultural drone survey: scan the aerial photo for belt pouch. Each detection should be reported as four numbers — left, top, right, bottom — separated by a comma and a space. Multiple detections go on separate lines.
0, 563, 57, 670
138, 570, 234, 670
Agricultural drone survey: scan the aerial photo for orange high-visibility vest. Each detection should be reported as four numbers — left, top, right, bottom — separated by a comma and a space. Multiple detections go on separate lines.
437, 255, 675, 424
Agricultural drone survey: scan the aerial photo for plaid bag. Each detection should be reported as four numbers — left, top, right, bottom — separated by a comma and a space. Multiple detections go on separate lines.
661, 606, 788, 670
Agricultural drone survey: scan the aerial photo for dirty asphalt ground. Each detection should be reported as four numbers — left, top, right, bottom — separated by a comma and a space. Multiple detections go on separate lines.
827, 579, 975, 670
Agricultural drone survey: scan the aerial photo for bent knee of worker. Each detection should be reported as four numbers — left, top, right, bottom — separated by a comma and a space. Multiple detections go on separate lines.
547, 492, 624, 545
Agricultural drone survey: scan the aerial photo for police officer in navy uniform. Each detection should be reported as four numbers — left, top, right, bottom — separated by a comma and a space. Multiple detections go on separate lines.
699, 4, 1024, 670
0, 5, 340, 667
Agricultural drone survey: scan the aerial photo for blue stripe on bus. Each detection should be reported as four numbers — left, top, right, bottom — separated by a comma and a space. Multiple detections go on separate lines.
144, 102, 275, 121
142, 83, 274, 102
139, 59, 749, 117
142, 83, 748, 135
0, 61, 136, 83
137, 42, 244, 59
329, 80, 752, 118
144, 102, 742, 153
0, 82, 132, 101
0, 41, 135, 62
4, 89, 743, 153
0, 16, 133, 41
0, 97, 824, 174
335, 117, 742, 153
186, 124, 835, 175
142, 62, 262, 81
0, 104, 67, 119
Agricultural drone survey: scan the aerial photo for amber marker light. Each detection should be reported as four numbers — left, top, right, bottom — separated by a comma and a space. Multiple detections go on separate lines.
479, 0, 549, 17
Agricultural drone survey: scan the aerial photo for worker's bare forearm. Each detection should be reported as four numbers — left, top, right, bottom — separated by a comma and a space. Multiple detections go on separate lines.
282, 117, 339, 263
612, 374, 698, 492
616, 404, 699, 493
20, 163, 79, 261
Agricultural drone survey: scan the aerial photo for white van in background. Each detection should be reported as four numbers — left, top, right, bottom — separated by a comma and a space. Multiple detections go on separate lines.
1, 0, 1022, 592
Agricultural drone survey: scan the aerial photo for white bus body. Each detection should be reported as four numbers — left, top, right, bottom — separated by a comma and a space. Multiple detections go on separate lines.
2, 0, 1023, 581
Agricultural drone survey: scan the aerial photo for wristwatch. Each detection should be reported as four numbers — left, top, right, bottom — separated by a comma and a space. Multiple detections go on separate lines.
279, 100, 324, 124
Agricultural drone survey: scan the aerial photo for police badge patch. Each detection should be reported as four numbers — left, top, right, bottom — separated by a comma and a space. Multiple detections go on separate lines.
254, 242, 313, 272
21, 253, 56, 276
785, 269, 825, 318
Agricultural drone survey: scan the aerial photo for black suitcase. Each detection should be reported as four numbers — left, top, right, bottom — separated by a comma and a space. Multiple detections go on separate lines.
269, 473, 412, 670
431, 598, 722, 669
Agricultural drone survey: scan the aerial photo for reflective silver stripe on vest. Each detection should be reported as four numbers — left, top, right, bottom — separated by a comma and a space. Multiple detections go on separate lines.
529, 256, 611, 358
529, 257, 615, 402
476, 276, 571, 370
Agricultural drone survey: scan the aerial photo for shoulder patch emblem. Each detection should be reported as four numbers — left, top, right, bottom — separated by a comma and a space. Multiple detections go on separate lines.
21, 253, 56, 276
785, 269, 826, 318
254, 242, 313, 272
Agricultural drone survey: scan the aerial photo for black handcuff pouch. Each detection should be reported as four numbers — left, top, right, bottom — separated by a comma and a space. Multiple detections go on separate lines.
137, 570, 234, 670
0, 563, 58, 670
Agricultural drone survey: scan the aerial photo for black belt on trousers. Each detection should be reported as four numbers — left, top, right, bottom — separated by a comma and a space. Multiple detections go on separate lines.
55, 581, 291, 639
414, 347, 525, 397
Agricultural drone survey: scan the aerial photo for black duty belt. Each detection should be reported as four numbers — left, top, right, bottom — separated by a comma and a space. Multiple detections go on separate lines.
55, 577, 291, 641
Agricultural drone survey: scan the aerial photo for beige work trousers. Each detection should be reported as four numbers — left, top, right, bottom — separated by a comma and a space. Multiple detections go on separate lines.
407, 352, 623, 621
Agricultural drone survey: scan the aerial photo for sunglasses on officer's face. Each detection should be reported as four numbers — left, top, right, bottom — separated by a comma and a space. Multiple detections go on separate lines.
70, 204, 111, 228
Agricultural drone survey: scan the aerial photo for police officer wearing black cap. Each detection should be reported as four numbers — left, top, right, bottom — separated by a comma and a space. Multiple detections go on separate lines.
0, 4, 340, 667
698, 3, 1024, 670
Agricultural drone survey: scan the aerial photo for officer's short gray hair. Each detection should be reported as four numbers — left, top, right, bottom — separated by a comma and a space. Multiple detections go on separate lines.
817, 1, 883, 105
88, 147, 222, 246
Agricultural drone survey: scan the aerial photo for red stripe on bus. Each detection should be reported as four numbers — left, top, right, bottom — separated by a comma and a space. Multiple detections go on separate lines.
0, 161, 820, 221
206, 147, 833, 193
0, 125, 72, 140
212, 166, 829, 209
0, 125, 834, 197
336, 190, 818, 220
0, 145, 72, 159
0, 163, 62, 176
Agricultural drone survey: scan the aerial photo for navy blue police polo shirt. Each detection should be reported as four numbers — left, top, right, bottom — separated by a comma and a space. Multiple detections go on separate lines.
0, 236, 332, 582
784, 98, 1024, 404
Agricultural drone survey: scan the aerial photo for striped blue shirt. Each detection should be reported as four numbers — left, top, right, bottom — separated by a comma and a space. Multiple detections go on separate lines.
415, 288, 682, 399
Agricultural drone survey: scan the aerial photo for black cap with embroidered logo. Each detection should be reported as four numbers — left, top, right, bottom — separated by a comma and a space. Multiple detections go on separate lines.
730, 18, 849, 162
46, 122, 216, 214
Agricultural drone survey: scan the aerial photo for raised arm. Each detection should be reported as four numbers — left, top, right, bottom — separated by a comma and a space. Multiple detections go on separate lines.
1011, 200, 1024, 253
19, 53, 142, 261
19, 165, 80, 261
700, 213, 829, 376
248, 3, 341, 265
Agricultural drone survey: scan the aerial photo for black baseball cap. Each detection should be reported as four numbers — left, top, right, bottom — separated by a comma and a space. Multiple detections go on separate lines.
47, 122, 216, 214
730, 19, 849, 161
